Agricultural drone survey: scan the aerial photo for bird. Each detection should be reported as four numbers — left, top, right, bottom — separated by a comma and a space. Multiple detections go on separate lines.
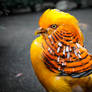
30, 9, 92, 92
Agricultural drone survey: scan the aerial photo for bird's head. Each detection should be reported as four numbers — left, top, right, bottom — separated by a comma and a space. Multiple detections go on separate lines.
35, 9, 84, 41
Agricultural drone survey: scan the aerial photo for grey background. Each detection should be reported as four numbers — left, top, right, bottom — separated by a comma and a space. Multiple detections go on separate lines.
0, 8, 92, 92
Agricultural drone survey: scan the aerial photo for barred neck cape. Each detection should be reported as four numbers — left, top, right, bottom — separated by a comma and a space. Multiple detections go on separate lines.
42, 28, 92, 78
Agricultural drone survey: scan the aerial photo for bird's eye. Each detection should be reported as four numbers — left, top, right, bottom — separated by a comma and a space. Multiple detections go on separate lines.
51, 24, 57, 29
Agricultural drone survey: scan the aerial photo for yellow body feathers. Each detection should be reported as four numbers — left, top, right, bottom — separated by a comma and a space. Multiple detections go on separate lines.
30, 9, 92, 92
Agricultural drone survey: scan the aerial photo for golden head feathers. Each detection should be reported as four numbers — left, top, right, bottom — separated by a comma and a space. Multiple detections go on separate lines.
39, 9, 78, 28
38, 9, 84, 42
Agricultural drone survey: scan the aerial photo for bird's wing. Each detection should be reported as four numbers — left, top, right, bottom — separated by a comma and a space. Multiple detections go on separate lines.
42, 31, 92, 78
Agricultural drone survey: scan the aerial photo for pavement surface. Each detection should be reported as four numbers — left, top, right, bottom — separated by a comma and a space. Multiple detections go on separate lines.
0, 8, 92, 92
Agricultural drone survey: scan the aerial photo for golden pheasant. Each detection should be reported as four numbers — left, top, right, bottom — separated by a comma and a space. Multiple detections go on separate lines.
30, 9, 92, 92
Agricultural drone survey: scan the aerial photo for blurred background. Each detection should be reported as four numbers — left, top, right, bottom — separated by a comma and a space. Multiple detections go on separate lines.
0, 0, 92, 15
0, 0, 92, 92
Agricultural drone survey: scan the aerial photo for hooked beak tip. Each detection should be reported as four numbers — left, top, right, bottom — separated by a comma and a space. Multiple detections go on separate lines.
34, 31, 39, 35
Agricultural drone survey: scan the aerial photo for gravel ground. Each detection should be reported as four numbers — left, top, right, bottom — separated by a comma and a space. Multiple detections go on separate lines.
0, 8, 92, 92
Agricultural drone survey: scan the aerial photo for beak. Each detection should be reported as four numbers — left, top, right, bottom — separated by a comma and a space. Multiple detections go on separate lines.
35, 27, 47, 35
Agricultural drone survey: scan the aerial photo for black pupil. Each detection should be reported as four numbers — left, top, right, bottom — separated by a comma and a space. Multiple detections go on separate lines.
52, 25, 56, 28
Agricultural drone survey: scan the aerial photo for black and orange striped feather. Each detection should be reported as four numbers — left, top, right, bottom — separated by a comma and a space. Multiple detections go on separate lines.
41, 25, 92, 78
